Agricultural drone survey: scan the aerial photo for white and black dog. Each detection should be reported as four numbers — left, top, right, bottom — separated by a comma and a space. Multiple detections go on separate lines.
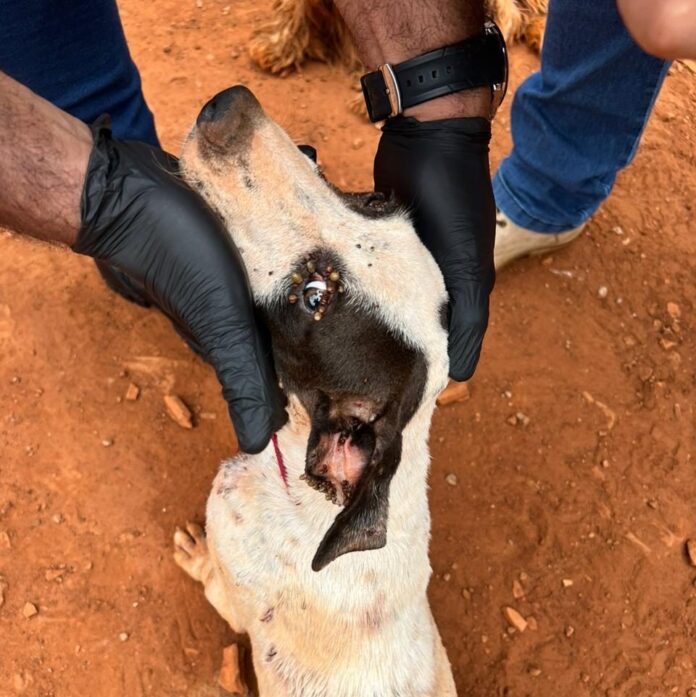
174, 85, 455, 696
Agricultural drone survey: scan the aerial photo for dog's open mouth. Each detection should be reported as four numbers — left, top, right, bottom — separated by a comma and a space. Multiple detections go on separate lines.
302, 418, 376, 506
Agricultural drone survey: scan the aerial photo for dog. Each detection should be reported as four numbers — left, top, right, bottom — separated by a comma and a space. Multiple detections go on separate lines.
248, 0, 548, 79
174, 84, 455, 696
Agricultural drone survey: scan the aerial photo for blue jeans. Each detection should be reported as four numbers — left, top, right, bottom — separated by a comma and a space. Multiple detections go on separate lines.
493, 0, 670, 233
0, 0, 158, 146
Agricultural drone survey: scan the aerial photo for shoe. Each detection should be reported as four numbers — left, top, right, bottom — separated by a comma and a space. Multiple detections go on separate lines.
494, 209, 585, 270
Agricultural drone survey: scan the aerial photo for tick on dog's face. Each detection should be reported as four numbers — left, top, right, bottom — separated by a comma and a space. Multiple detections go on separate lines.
181, 86, 448, 571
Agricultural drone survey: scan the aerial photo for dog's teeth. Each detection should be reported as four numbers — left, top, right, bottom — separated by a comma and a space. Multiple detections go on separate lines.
291, 272, 303, 285
313, 312, 322, 322
329, 271, 340, 282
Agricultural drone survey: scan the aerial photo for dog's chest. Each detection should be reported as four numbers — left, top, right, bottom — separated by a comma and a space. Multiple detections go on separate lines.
205, 450, 440, 697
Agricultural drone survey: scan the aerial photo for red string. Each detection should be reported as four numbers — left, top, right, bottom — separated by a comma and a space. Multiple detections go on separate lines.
271, 432, 289, 488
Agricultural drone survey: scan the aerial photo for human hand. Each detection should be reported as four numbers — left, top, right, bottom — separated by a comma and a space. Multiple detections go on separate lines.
374, 116, 495, 381
74, 120, 286, 453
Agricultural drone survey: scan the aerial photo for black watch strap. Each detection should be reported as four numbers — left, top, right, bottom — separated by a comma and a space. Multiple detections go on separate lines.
360, 19, 508, 123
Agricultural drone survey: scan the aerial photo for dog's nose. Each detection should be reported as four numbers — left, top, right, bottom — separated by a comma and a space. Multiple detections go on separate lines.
197, 85, 259, 126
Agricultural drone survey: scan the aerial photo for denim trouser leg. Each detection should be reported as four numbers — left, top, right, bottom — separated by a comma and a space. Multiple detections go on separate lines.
0, 0, 158, 145
493, 0, 670, 233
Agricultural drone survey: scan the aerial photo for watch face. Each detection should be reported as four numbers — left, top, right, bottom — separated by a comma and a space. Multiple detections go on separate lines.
485, 19, 509, 112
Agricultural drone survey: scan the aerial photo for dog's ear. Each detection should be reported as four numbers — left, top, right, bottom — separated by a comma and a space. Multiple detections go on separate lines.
311, 435, 402, 571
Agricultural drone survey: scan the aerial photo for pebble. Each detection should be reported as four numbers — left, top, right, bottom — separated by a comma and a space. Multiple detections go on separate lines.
52, 513, 63, 524
562, 578, 574, 588
0, 530, 10, 549
503, 606, 528, 633
512, 579, 525, 599
529, 666, 542, 677
461, 588, 471, 600
443, 573, 451, 582
666, 302, 681, 319
565, 625, 575, 638
445, 473, 458, 486
44, 568, 64, 582
686, 539, 696, 567
598, 286, 609, 299
164, 395, 193, 429
22, 602, 38, 619
125, 383, 140, 401
119, 632, 129, 642
101, 438, 113, 447
526, 615, 538, 631
612, 226, 624, 235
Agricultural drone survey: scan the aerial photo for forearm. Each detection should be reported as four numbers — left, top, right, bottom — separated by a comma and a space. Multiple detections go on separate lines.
0, 72, 92, 246
618, 0, 696, 59
333, 0, 490, 119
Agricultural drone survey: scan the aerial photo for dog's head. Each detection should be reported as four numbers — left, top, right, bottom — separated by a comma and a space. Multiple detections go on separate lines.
181, 86, 448, 570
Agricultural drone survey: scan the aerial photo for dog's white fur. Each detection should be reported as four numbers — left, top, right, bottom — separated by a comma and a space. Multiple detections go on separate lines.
176, 91, 454, 696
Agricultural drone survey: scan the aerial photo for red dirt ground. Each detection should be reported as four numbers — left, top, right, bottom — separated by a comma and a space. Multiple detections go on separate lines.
1, 2, 695, 695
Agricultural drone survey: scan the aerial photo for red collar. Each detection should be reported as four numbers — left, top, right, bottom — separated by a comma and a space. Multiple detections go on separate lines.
271, 433, 289, 488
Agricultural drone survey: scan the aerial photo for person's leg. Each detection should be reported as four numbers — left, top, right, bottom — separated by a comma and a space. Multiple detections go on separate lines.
493, 0, 670, 234
0, 0, 158, 146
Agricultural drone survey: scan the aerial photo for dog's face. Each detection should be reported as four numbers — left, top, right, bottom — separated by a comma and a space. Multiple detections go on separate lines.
181, 86, 448, 570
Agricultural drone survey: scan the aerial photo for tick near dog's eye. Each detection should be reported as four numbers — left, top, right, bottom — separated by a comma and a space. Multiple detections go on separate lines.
303, 280, 326, 312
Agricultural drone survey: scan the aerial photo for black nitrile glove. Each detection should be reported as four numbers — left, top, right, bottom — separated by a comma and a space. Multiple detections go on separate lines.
74, 119, 287, 453
374, 116, 495, 381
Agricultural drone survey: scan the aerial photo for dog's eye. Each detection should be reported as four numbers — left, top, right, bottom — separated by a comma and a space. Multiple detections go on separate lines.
303, 280, 326, 312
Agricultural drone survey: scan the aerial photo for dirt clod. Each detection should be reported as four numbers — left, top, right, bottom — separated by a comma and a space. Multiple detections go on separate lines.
22, 602, 38, 619
686, 539, 696, 567
218, 643, 249, 696
164, 395, 193, 429
503, 606, 528, 633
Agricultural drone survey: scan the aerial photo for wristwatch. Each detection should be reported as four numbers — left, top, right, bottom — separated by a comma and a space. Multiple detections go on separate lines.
360, 19, 508, 122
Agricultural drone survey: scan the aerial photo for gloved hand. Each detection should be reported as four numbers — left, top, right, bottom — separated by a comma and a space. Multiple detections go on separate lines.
73, 119, 287, 453
374, 116, 495, 381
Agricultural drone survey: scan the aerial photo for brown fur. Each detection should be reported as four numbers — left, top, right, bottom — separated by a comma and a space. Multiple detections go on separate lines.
248, 0, 548, 80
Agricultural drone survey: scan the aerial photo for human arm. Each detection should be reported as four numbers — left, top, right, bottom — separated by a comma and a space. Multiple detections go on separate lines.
0, 71, 285, 452
617, 0, 696, 59
333, 0, 496, 381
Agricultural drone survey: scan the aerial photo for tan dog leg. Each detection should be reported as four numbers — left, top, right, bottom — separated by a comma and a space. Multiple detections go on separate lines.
173, 523, 241, 631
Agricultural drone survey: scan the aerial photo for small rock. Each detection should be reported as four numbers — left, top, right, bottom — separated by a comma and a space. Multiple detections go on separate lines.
666, 302, 681, 319
526, 615, 538, 631
597, 286, 608, 299
686, 539, 696, 567
52, 513, 63, 524
101, 438, 113, 447
125, 383, 140, 401
503, 606, 528, 633
461, 588, 471, 600
437, 381, 470, 406
445, 473, 458, 486
506, 414, 518, 426
565, 625, 575, 638
646, 499, 658, 510
164, 395, 193, 429
22, 602, 38, 619
119, 632, 129, 642
195, 0, 203, 7
562, 578, 574, 588
512, 579, 525, 599
218, 643, 249, 695
612, 226, 624, 235
0, 530, 10, 549
516, 412, 530, 427
443, 573, 451, 582
529, 666, 542, 677
660, 338, 677, 351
